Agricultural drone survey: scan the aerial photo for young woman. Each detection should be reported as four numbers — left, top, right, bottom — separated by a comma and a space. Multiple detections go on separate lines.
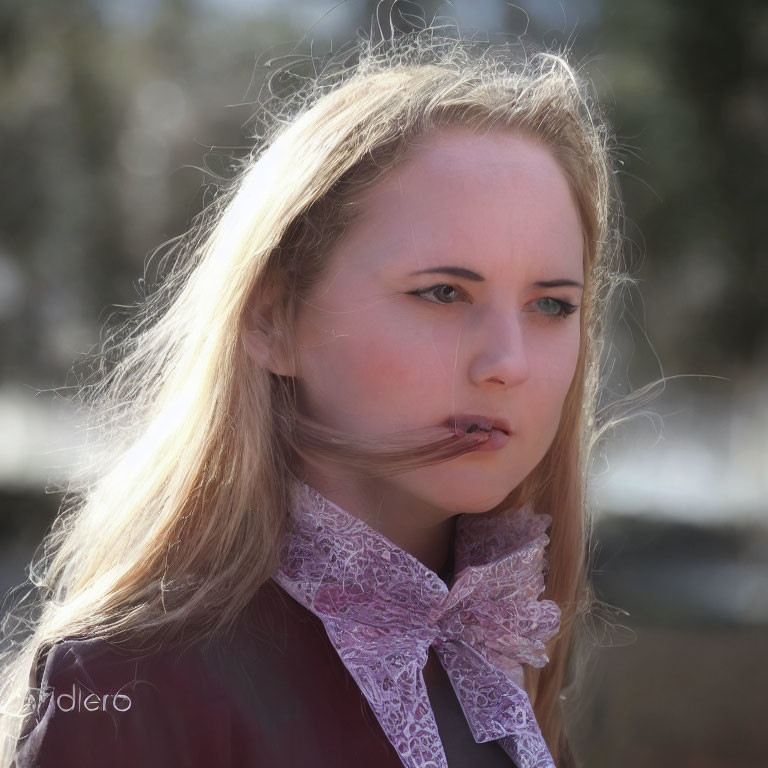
0, 30, 623, 768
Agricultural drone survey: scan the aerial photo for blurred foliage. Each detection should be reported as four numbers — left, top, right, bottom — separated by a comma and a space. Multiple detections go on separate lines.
593, 0, 768, 379
0, 0, 766, 389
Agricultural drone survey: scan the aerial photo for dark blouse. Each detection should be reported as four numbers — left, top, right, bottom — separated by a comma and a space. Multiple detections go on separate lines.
13, 579, 514, 767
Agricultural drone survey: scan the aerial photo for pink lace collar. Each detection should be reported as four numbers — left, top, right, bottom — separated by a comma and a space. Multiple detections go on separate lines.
271, 480, 561, 768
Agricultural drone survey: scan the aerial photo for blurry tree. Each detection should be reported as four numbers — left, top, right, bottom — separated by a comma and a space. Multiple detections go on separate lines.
0, 0, 292, 385
594, 0, 768, 379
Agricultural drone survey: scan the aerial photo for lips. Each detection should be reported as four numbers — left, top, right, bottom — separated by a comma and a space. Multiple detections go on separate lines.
443, 414, 511, 436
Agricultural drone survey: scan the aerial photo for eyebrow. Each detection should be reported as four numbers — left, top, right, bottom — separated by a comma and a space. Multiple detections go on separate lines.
409, 266, 584, 289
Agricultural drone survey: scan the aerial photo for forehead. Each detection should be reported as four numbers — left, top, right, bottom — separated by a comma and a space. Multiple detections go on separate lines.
334, 127, 584, 277
404, 127, 565, 185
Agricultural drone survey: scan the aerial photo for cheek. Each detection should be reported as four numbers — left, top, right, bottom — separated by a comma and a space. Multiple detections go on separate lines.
297, 313, 449, 412
528, 330, 581, 415
543, 322, 580, 381
353, 319, 465, 406
349, 331, 447, 402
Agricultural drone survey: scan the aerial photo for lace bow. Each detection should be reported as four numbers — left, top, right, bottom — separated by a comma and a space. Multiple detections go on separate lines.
272, 481, 561, 768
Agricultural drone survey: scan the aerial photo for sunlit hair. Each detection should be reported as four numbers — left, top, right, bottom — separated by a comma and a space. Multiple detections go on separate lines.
0, 28, 633, 767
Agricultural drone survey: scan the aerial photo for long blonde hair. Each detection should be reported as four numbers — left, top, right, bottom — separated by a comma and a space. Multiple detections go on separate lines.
0, 29, 628, 767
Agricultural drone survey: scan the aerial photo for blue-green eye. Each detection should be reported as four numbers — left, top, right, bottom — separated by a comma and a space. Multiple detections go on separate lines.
535, 297, 578, 319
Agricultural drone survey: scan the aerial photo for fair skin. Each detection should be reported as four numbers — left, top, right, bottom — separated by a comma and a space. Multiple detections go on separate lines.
246, 128, 584, 575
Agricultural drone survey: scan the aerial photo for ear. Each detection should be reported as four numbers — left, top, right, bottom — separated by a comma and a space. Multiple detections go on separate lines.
242, 301, 297, 377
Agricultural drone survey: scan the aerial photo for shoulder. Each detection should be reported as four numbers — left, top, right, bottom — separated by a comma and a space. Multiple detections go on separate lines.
13, 633, 232, 768
12, 580, 332, 768
12, 580, 401, 768
10, 584, 321, 768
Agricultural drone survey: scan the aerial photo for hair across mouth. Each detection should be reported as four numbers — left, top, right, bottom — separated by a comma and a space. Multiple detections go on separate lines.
443, 416, 511, 436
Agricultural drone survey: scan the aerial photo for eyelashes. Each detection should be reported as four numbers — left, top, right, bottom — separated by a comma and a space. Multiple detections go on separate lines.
407, 283, 579, 320
409, 284, 466, 304
534, 296, 579, 320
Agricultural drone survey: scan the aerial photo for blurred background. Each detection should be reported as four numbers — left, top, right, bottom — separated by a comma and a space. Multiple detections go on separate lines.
0, 0, 766, 765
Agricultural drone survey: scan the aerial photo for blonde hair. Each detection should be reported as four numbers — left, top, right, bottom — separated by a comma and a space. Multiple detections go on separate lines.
0, 29, 629, 767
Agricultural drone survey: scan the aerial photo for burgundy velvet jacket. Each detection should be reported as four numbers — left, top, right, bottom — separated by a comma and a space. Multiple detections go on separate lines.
13, 579, 515, 767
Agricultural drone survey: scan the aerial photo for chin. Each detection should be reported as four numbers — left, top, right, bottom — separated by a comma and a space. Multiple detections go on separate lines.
395, 467, 520, 516
448, 466, 524, 513
442, 489, 516, 515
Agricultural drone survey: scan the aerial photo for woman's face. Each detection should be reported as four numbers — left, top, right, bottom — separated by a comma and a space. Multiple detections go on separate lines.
290, 128, 584, 515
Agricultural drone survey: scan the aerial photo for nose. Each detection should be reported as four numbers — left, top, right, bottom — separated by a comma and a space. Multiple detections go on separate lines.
467, 306, 530, 388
